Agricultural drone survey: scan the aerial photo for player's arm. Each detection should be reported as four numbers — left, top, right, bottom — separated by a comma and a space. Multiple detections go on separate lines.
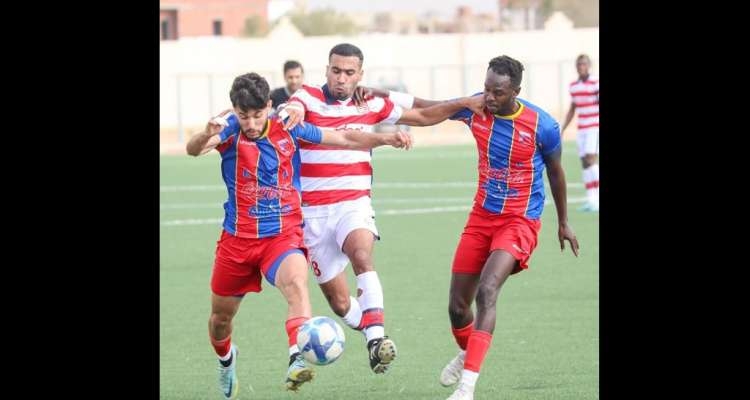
186, 110, 232, 156
293, 123, 411, 150
352, 86, 440, 109
561, 101, 576, 133
543, 146, 580, 257
395, 94, 485, 126
320, 129, 412, 150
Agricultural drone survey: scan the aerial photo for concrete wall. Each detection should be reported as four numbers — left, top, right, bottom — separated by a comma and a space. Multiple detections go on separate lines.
160, 28, 598, 139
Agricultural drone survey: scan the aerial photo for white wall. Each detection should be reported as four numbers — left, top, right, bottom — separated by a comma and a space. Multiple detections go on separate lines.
160, 28, 598, 135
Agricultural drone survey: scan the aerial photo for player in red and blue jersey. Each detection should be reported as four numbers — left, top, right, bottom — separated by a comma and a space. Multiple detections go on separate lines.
185, 72, 411, 399
364, 56, 580, 400
437, 55, 580, 400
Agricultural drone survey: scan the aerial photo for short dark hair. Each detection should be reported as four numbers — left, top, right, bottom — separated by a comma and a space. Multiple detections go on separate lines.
229, 73, 270, 111
283, 60, 303, 73
329, 43, 364, 65
487, 55, 524, 88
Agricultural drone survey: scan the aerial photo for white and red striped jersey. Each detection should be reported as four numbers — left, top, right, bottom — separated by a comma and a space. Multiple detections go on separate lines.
287, 84, 403, 216
569, 75, 599, 132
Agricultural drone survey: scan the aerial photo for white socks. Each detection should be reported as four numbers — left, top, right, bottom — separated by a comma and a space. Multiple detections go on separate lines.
342, 295, 363, 330
356, 271, 385, 341
583, 164, 599, 208
460, 370, 479, 389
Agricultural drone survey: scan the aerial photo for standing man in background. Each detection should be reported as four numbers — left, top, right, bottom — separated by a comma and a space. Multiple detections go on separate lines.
562, 54, 599, 212
270, 60, 304, 111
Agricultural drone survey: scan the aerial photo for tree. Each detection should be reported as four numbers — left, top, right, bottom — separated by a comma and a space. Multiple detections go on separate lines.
552, 0, 598, 27
288, 8, 359, 36
243, 15, 268, 37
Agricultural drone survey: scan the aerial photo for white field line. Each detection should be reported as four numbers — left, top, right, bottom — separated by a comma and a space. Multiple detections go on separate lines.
161, 197, 472, 209
161, 197, 589, 226
161, 182, 584, 192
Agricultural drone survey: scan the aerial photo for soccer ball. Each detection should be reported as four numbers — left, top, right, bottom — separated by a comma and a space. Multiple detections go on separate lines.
297, 316, 346, 365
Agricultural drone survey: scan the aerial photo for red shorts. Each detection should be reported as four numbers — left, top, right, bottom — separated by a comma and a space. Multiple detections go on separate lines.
451, 207, 541, 275
211, 227, 308, 296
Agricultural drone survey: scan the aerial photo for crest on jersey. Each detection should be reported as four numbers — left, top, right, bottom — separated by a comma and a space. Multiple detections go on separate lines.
277, 138, 291, 155
518, 131, 532, 144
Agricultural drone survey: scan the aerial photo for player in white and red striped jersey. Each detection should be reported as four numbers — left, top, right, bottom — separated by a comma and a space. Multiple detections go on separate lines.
281, 43, 484, 375
562, 54, 599, 212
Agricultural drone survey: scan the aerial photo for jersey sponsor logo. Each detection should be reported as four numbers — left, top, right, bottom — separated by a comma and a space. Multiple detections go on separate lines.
484, 167, 525, 184
239, 182, 287, 200
248, 203, 293, 217
483, 181, 520, 199
335, 123, 366, 131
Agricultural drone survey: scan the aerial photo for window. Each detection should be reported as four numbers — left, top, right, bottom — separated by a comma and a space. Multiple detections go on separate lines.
160, 10, 177, 40
161, 20, 170, 40
213, 20, 222, 36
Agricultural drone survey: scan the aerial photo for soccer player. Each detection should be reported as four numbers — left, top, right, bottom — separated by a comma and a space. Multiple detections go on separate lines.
185, 72, 412, 399
280, 43, 484, 374
270, 60, 304, 111
562, 54, 599, 212
430, 55, 580, 400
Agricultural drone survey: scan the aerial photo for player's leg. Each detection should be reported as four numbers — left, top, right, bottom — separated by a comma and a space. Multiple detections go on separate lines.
342, 228, 382, 341
338, 207, 396, 374
583, 128, 599, 210
319, 272, 364, 328
440, 273, 479, 387
441, 211, 489, 388
261, 228, 315, 391
273, 250, 313, 345
209, 294, 243, 357
447, 216, 540, 400
210, 230, 262, 399
272, 251, 316, 391
304, 215, 363, 332
209, 294, 242, 400
578, 128, 599, 211
446, 250, 516, 400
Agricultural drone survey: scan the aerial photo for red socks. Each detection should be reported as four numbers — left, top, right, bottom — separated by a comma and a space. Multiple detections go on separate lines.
285, 317, 308, 347
210, 334, 231, 358
463, 330, 493, 372
452, 321, 474, 350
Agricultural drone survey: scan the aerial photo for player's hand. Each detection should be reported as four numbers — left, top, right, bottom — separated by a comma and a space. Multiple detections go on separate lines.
385, 130, 412, 150
281, 104, 305, 131
353, 86, 389, 106
558, 223, 579, 257
466, 94, 486, 120
206, 109, 232, 136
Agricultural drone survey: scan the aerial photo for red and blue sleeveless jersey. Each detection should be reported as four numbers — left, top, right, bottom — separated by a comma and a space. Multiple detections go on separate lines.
450, 98, 561, 220
215, 114, 323, 238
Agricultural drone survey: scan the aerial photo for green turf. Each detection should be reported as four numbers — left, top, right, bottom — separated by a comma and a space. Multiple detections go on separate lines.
160, 140, 598, 399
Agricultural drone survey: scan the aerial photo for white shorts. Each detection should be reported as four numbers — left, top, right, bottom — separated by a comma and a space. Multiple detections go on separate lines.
303, 197, 379, 284
576, 127, 599, 157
